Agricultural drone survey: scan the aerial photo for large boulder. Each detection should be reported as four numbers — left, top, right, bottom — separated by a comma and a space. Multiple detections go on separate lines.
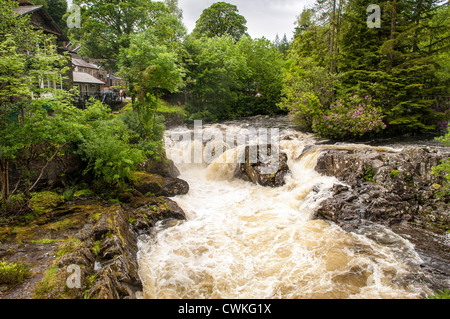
138, 157, 181, 178
234, 144, 290, 187
312, 145, 449, 232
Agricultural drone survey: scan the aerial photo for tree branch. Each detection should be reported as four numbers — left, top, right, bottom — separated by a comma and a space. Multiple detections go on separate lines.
28, 142, 69, 193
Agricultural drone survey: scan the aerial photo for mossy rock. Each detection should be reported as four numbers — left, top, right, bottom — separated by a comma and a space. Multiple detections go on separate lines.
130, 172, 164, 195
130, 171, 189, 197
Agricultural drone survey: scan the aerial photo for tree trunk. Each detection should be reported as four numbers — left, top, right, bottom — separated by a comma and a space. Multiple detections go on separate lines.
413, 0, 423, 53
329, 0, 337, 74
389, 0, 398, 69
0, 159, 10, 208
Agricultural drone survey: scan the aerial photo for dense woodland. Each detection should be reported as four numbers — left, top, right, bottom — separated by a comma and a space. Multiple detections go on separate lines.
0, 0, 449, 214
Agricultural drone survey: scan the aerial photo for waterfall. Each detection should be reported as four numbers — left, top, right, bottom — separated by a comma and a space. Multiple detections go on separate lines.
137, 117, 428, 299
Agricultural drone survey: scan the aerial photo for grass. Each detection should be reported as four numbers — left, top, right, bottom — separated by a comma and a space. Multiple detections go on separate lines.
429, 289, 450, 299
156, 100, 185, 115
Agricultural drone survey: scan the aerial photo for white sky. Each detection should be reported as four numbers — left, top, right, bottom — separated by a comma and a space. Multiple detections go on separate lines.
178, 0, 316, 41
66, 0, 316, 41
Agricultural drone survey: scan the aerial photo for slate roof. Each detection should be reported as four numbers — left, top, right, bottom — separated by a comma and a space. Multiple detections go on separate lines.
72, 58, 100, 70
73, 71, 106, 85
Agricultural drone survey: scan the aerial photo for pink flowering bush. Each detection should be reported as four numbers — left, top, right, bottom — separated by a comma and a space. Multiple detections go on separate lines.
312, 96, 387, 139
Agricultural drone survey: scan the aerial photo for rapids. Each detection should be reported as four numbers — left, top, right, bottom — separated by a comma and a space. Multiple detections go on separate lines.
137, 116, 430, 299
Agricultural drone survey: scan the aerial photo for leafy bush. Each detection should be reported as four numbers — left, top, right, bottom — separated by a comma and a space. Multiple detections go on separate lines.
0, 261, 31, 285
117, 109, 165, 161
288, 92, 323, 132
77, 118, 145, 185
312, 97, 387, 139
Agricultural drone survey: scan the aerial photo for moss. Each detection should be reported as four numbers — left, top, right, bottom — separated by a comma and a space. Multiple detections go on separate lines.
91, 212, 102, 222
390, 170, 400, 178
364, 166, 375, 182
45, 218, 74, 232
33, 264, 61, 299
92, 241, 101, 256
30, 238, 60, 245
30, 191, 63, 216
56, 238, 83, 258
403, 171, 413, 184
73, 189, 95, 198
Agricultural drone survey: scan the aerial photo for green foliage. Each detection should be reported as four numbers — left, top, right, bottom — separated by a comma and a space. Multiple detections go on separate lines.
76, 114, 146, 185
287, 0, 450, 137
280, 56, 338, 131
0, 261, 31, 286
192, 2, 248, 42
185, 35, 284, 122
287, 92, 323, 132
70, 0, 170, 69
390, 170, 400, 178
0, 0, 75, 209
30, 191, 63, 216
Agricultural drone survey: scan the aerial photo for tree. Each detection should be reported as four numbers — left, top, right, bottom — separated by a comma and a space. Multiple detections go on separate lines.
236, 36, 285, 116
184, 35, 247, 121
70, 0, 170, 69
192, 2, 248, 42
184, 35, 284, 121
338, 0, 448, 134
274, 33, 290, 57
118, 29, 185, 142
0, 0, 73, 207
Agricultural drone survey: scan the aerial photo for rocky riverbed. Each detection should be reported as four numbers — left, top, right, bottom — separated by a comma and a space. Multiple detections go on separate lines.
1, 133, 449, 299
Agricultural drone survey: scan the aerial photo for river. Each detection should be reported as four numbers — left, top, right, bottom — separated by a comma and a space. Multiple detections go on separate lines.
137, 116, 431, 299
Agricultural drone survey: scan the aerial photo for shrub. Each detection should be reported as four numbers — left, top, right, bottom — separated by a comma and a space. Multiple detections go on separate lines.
0, 261, 31, 285
77, 118, 145, 185
289, 92, 324, 132
312, 96, 387, 140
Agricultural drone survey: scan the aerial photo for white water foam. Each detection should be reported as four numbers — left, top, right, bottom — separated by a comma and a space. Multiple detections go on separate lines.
137, 123, 428, 299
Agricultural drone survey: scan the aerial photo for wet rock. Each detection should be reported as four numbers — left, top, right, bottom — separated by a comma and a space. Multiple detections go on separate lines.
161, 177, 189, 197
311, 145, 450, 292
234, 144, 290, 187
139, 157, 181, 178
313, 146, 449, 234
129, 197, 186, 236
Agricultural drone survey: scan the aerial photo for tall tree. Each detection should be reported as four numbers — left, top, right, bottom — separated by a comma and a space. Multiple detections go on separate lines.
70, 0, 170, 69
0, 0, 75, 207
192, 2, 248, 42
